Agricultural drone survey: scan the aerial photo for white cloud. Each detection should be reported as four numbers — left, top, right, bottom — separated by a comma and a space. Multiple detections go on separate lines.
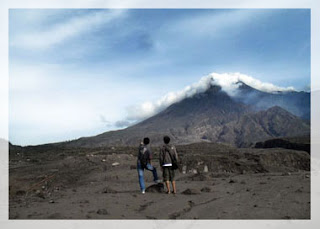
124, 72, 296, 122
10, 9, 127, 49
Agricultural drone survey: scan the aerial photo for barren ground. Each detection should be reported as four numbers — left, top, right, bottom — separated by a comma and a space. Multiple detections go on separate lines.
9, 144, 310, 219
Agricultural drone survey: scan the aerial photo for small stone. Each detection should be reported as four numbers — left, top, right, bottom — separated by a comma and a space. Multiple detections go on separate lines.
182, 165, 187, 174
201, 187, 211, 192
49, 200, 55, 204
203, 165, 209, 173
16, 190, 26, 196
97, 209, 109, 215
102, 187, 117, 193
112, 162, 120, 167
181, 188, 201, 195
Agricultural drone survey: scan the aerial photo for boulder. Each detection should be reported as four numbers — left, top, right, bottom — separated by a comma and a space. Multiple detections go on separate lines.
146, 183, 164, 193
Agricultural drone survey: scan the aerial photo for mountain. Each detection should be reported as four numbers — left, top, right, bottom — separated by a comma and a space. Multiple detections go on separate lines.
220, 106, 310, 147
60, 83, 310, 148
235, 82, 310, 120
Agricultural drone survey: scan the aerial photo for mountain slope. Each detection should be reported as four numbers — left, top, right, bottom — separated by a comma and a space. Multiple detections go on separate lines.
236, 82, 310, 120
61, 85, 310, 148
220, 106, 310, 147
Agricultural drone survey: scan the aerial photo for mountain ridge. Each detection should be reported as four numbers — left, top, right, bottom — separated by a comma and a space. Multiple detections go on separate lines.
56, 83, 309, 148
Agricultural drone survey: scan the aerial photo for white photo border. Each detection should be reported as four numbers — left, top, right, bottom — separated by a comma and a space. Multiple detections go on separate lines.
1, 0, 319, 229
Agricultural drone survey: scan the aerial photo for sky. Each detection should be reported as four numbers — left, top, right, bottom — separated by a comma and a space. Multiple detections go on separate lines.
9, 9, 310, 146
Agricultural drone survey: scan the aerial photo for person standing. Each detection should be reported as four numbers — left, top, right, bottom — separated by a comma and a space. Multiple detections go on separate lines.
137, 137, 160, 194
159, 136, 179, 194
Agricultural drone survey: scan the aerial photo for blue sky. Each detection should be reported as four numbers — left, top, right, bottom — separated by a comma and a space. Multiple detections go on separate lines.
9, 9, 310, 146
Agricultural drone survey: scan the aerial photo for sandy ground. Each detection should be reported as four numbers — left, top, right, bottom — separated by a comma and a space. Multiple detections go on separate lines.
9, 152, 310, 219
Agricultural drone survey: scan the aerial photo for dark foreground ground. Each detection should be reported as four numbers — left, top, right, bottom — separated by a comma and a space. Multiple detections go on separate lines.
9, 142, 310, 219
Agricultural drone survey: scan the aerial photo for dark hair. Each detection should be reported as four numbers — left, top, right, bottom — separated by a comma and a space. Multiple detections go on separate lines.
143, 137, 150, 145
163, 136, 170, 144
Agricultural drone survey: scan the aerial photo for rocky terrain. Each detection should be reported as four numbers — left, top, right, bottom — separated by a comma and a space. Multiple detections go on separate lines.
9, 142, 310, 219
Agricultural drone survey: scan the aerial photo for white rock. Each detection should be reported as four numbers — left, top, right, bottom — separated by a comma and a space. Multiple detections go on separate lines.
203, 165, 209, 173
182, 165, 187, 174
112, 162, 120, 167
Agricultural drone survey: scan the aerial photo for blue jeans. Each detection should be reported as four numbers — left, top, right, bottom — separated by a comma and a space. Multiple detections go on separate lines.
137, 162, 159, 191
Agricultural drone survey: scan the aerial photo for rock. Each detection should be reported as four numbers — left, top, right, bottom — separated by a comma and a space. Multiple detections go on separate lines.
146, 183, 164, 193
188, 200, 195, 206
181, 188, 201, 195
36, 191, 45, 199
192, 169, 198, 174
112, 162, 120, 167
102, 187, 117, 193
203, 165, 209, 173
130, 165, 137, 170
97, 209, 109, 215
229, 179, 237, 183
182, 165, 187, 174
305, 174, 310, 178
101, 159, 106, 162
15, 190, 26, 196
49, 200, 55, 204
201, 187, 211, 192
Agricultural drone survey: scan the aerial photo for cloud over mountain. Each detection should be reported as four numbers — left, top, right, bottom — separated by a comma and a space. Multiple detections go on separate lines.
123, 72, 296, 123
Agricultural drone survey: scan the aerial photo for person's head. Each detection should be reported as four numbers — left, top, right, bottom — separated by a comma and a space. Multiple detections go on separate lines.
163, 136, 170, 144
143, 137, 150, 145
